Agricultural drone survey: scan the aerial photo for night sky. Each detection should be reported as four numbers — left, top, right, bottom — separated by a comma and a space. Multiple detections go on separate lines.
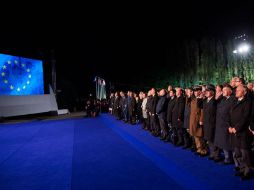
1, 2, 254, 101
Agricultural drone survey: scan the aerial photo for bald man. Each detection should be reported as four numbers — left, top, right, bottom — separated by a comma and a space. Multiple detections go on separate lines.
229, 85, 252, 180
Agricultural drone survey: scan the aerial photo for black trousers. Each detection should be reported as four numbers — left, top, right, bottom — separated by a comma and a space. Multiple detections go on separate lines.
150, 114, 159, 133
234, 147, 252, 176
158, 117, 168, 138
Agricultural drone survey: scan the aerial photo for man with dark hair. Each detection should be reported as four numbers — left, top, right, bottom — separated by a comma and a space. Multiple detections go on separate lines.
150, 88, 159, 135
167, 89, 177, 143
230, 77, 238, 95
146, 90, 152, 131
120, 91, 128, 122
238, 77, 245, 85
127, 91, 136, 124
203, 84, 220, 161
156, 89, 168, 140
172, 87, 185, 146
113, 92, 121, 119
108, 92, 115, 114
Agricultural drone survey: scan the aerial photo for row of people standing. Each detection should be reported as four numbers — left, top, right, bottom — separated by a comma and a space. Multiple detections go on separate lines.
109, 91, 143, 124
108, 77, 254, 180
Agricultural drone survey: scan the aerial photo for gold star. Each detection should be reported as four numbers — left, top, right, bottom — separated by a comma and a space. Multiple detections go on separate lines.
27, 81, 30, 85
17, 88, 20, 92
26, 69, 30, 72
28, 74, 32, 78
23, 86, 26, 89
2, 65, 7, 69
21, 64, 25, 67
14, 60, 18, 64
1, 72, 5, 76
4, 80, 8, 84
10, 85, 14, 90
7, 60, 11, 64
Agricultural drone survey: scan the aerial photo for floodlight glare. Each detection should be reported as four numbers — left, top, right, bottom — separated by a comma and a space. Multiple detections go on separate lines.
233, 43, 250, 54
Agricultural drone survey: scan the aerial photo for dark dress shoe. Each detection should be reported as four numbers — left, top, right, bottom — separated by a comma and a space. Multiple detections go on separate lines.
223, 161, 233, 165
213, 158, 222, 163
234, 171, 243, 177
164, 137, 170, 142
199, 153, 208, 157
194, 152, 201, 156
176, 142, 183, 146
208, 156, 214, 160
182, 145, 189, 149
241, 173, 252, 180
234, 167, 240, 172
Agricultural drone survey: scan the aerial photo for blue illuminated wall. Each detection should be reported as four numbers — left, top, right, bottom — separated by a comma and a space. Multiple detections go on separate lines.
0, 53, 44, 95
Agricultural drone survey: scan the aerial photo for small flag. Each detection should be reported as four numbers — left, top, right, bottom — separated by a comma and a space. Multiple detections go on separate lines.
98, 78, 101, 85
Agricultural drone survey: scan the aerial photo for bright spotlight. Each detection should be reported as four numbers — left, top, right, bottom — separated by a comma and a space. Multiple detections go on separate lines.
233, 43, 250, 54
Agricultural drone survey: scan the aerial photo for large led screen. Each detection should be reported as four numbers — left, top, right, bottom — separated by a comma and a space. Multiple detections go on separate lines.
0, 53, 44, 95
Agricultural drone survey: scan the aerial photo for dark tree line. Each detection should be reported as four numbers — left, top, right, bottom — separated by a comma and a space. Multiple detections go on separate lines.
153, 37, 254, 88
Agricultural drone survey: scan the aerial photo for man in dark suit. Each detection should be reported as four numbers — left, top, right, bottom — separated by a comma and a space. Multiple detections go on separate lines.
120, 91, 128, 122
172, 87, 185, 146
229, 85, 252, 180
146, 90, 152, 131
150, 88, 159, 136
127, 91, 136, 124
214, 84, 235, 164
156, 89, 168, 140
167, 89, 177, 143
203, 84, 220, 161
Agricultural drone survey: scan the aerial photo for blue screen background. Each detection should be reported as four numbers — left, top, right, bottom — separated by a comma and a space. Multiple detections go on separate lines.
0, 53, 44, 95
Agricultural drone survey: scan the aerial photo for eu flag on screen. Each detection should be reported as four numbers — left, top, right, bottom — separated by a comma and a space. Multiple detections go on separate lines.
0, 53, 44, 95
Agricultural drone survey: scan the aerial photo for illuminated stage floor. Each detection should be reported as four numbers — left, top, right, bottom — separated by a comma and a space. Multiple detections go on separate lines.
0, 114, 253, 190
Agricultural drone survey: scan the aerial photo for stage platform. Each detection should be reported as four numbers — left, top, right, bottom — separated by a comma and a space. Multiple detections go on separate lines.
0, 111, 87, 124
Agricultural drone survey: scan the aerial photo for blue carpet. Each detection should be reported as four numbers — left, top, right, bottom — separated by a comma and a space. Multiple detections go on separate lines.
0, 119, 75, 190
0, 114, 254, 190
103, 114, 254, 189
71, 118, 182, 190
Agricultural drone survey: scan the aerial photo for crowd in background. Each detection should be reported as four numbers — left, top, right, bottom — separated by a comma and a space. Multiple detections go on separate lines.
108, 76, 254, 180
84, 95, 108, 117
